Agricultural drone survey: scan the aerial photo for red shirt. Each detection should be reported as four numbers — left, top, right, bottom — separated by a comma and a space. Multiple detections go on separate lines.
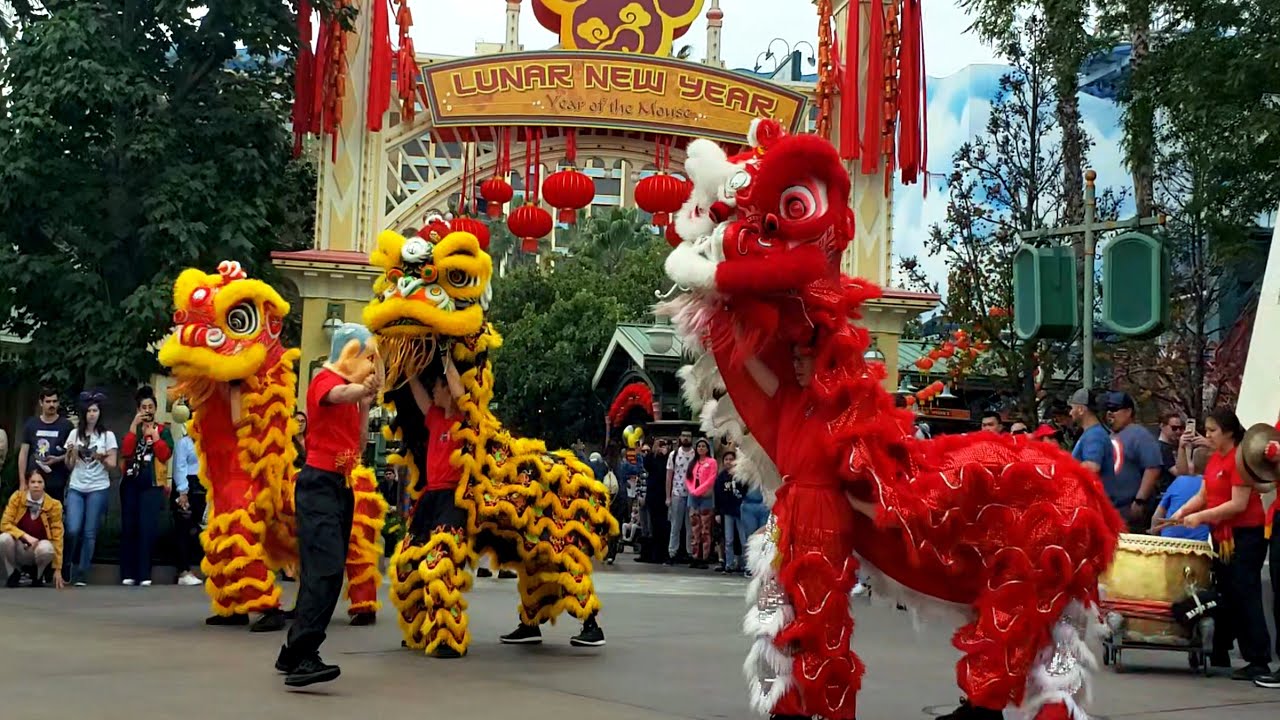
16, 510, 46, 540
306, 368, 362, 473
425, 406, 462, 492
1204, 447, 1264, 530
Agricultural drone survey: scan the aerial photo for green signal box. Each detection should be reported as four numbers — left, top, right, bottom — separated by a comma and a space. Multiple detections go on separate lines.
1013, 244, 1080, 340
1102, 232, 1170, 338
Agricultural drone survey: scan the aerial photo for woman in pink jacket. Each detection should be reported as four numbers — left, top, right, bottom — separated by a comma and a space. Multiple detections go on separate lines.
685, 438, 718, 568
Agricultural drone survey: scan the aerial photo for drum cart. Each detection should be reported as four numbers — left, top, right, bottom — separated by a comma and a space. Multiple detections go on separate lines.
1098, 533, 1217, 676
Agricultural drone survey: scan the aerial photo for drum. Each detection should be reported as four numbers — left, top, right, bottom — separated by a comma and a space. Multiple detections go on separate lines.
1099, 533, 1215, 644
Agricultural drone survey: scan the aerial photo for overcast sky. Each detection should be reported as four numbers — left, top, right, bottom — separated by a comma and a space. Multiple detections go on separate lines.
408, 0, 1001, 78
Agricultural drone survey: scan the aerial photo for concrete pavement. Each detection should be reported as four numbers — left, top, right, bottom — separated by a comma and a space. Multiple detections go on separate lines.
1, 558, 1278, 720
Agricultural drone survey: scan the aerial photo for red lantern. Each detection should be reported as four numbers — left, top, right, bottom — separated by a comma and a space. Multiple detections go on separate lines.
916, 390, 930, 403
928, 349, 942, 361
449, 216, 490, 251
930, 380, 945, 393
915, 357, 934, 371
541, 168, 595, 225
988, 306, 1008, 318
480, 177, 514, 218
664, 222, 683, 248
507, 204, 552, 253
904, 395, 917, 406
634, 173, 690, 228
940, 341, 956, 358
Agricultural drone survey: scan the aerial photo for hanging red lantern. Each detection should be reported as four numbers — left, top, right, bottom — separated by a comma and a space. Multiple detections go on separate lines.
904, 395, 916, 406
449, 216, 490, 251
634, 173, 690, 228
940, 341, 956, 358
542, 167, 595, 225
988, 306, 1009, 318
930, 380, 945, 393
507, 204, 552, 253
914, 357, 934, 371
664, 222, 683, 248
928, 349, 942, 361
481, 177, 514, 218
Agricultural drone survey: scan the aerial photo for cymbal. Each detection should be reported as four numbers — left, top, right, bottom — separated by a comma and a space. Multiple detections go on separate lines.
1237, 423, 1280, 493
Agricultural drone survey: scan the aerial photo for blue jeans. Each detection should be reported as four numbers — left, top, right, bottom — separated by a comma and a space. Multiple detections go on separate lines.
64, 488, 109, 583
739, 501, 769, 539
723, 514, 747, 570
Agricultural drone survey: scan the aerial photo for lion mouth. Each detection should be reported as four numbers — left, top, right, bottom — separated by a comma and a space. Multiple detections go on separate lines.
387, 318, 425, 328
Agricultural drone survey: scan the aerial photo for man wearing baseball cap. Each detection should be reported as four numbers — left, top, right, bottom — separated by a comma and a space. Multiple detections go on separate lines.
1106, 391, 1164, 531
1068, 389, 1118, 503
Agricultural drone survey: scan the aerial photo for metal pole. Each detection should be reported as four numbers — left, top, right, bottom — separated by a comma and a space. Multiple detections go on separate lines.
1083, 169, 1097, 388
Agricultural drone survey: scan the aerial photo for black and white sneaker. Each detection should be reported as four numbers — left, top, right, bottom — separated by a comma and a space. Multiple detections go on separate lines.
284, 655, 340, 687
431, 644, 464, 659
476, 567, 493, 578
500, 623, 543, 644
1254, 671, 1280, 689
497, 569, 517, 579
570, 616, 606, 647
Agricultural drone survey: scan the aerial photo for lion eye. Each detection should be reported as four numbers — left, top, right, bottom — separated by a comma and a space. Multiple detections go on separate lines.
447, 270, 470, 287
779, 182, 827, 221
225, 301, 259, 336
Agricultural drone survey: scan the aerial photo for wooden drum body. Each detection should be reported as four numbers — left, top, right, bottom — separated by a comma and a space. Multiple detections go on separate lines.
1099, 533, 1215, 645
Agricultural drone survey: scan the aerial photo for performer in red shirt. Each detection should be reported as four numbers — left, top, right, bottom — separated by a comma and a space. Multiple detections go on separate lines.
277, 323, 381, 687
1171, 408, 1270, 679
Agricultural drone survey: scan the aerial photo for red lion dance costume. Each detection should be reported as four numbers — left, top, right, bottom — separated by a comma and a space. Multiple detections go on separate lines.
659, 121, 1125, 720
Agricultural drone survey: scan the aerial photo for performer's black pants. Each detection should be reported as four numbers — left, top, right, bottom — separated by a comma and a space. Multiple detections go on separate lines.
1213, 525, 1271, 666
1269, 529, 1280, 658
286, 466, 353, 659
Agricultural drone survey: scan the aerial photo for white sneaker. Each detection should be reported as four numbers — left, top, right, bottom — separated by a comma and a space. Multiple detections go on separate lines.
122, 579, 136, 586
140, 580, 152, 587
852, 582, 871, 597
74, 581, 87, 587
177, 573, 202, 586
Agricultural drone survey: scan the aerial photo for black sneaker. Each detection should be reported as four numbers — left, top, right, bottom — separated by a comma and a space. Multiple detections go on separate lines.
570, 616, 606, 647
500, 623, 543, 645
497, 569, 517, 579
284, 655, 340, 687
206, 613, 250, 627
349, 612, 376, 627
275, 646, 298, 673
476, 567, 493, 578
29, 572, 44, 588
5, 570, 20, 588
251, 609, 288, 633
1232, 663, 1271, 681
1255, 671, 1280, 689
431, 644, 464, 659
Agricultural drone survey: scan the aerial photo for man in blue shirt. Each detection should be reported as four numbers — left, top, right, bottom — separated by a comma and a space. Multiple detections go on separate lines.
1069, 389, 1118, 506
171, 431, 204, 586
1106, 391, 1164, 531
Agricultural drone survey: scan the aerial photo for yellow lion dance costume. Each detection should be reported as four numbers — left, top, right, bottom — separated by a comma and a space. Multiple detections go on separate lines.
158, 261, 387, 630
363, 224, 617, 657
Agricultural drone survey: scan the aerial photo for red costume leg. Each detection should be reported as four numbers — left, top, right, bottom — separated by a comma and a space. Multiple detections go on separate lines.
769, 486, 864, 720
345, 466, 388, 616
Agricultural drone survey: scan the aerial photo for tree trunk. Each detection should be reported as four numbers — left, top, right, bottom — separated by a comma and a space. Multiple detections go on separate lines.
1128, 0, 1156, 217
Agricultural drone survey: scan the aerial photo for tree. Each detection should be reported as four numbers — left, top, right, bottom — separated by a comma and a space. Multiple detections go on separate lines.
898, 17, 1124, 419
568, 206, 660, 275
0, 1, 314, 391
489, 231, 669, 447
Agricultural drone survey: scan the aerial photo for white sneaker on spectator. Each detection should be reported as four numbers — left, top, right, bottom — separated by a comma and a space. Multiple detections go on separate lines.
177, 572, 202, 586
122, 579, 136, 586
140, 580, 153, 587
852, 582, 871, 597
74, 581, 87, 587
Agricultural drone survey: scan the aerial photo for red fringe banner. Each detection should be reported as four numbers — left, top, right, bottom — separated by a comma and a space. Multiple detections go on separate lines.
366, 0, 392, 131
860, 0, 884, 175
291, 0, 315, 156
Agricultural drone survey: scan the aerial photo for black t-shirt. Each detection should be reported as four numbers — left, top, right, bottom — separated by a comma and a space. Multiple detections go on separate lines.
22, 415, 73, 488
1158, 439, 1177, 495
714, 469, 743, 517
644, 452, 667, 499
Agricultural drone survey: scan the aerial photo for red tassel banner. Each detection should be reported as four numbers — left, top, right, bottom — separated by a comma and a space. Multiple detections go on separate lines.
608, 382, 656, 427
840, 1, 859, 160
394, 0, 417, 122
366, 0, 392, 131
291, 0, 315, 157
860, 0, 885, 175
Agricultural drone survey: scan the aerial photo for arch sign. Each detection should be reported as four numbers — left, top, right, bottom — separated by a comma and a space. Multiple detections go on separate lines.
420, 52, 809, 144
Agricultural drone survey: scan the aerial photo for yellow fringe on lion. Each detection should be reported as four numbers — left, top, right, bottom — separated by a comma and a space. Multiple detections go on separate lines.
365, 221, 617, 658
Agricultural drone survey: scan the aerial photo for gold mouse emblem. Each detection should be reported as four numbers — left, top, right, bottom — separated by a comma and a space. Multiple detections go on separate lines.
532, 0, 703, 56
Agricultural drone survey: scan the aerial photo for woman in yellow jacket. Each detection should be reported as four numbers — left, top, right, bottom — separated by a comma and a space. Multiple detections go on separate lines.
1, 467, 65, 588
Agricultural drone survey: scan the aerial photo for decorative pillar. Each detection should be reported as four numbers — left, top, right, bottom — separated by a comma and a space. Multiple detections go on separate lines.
705, 1, 724, 68
505, 0, 522, 52
314, 0, 388, 255
828, 0, 892, 286
1237, 212, 1280, 426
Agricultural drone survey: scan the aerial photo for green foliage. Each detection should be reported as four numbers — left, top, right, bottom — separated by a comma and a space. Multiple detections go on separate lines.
489, 224, 669, 448
0, 1, 315, 391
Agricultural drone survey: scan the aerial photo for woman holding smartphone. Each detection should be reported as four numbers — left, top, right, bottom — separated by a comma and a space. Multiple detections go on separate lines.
118, 387, 173, 587
64, 391, 117, 586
